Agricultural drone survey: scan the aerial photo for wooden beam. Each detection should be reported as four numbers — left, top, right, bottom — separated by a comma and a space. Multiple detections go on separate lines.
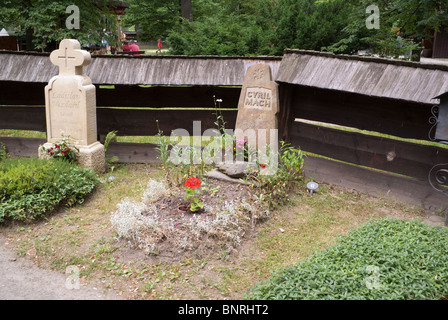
290, 121, 448, 181
0, 81, 241, 108
0, 137, 46, 157
289, 86, 433, 140
97, 108, 237, 136
107, 142, 159, 163
96, 85, 241, 108
0, 106, 46, 132
304, 155, 448, 213
0, 106, 237, 136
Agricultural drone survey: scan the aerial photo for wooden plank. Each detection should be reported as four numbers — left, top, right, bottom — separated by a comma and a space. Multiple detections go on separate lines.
304, 155, 448, 212
0, 81, 241, 108
277, 50, 448, 104
290, 121, 448, 181
107, 142, 160, 163
0, 106, 46, 131
96, 85, 241, 108
0, 137, 46, 157
290, 85, 433, 140
0, 106, 237, 136
0, 81, 46, 106
97, 108, 237, 136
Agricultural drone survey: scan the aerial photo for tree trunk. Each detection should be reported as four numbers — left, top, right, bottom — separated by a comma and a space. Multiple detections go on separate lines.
180, 0, 193, 22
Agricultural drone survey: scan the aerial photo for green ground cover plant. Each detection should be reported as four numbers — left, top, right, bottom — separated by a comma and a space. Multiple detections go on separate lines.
248, 217, 448, 300
0, 143, 7, 160
0, 157, 100, 223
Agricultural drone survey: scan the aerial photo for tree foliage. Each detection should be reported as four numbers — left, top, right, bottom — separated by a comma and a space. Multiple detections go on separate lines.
274, 0, 351, 55
0, 0, 118, 51
323, 0, 448, 56
2, 0, 447, 56
123, 0, 181, 42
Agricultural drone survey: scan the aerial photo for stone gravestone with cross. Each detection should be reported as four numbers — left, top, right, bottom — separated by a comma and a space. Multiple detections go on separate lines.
39, 39, 105, 173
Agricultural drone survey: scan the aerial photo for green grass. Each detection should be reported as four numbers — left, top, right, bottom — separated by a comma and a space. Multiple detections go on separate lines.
0, 129, 46, 139
0, 161, 429, 299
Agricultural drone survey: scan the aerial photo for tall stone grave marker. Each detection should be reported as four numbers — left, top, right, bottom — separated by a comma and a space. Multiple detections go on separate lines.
234, 63, 279, 154
40, 39, 105, 173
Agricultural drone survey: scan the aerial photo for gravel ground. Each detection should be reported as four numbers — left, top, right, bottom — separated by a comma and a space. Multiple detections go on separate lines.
0, 236, 121, 300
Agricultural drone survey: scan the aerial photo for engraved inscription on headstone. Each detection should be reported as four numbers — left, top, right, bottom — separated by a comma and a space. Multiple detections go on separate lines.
244, 88, 273, 110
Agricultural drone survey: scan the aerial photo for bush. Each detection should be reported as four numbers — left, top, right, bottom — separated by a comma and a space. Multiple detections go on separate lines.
0, 143, 7, 160
0, 157, 100, 223
247, 141, 305, 209
248, 218, 448, 300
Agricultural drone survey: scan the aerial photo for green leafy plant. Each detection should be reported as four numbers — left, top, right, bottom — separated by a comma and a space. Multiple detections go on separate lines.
213, 96, 227, 135
155, 121, 170, 168
104, 130, 119, 170
248, 141, 305, 209
184, 176, 204, 213
0, 157, 100, 223
248, 218, 448, 300
229, 138, 250, 162
0, 143, 7, 161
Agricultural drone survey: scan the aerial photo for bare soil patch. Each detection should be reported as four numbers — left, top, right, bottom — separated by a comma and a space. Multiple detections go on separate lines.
112, 176, 269, 263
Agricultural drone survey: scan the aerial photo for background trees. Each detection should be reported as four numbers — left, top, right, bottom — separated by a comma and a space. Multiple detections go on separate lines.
323, 0, 448, 57
1, 0, 118, 51
1, 0, 447, 56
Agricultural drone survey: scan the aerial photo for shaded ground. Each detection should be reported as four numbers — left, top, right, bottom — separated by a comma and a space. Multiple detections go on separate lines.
0, 236, 120, 300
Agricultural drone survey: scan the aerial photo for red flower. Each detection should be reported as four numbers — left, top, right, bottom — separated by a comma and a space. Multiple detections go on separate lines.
62, 151, 67, 155
55, 144, 60, 149
184, 177, 201, 189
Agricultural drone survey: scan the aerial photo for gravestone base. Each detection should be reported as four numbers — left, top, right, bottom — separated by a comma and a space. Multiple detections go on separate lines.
77, 142, 106, 174
38, 143, 54, 160
39, 141, 105, 174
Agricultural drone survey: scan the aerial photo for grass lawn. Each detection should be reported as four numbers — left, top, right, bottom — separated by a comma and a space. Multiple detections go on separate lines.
0, 161, 431, 300
1, 128, 445, 300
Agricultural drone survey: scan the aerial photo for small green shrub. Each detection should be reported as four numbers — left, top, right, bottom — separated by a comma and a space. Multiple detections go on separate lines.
248, 218, 448, 300
0, 157, 100, 223
0, 143, 7, 160
104, 130, 119, 170
247, 141, 305, 208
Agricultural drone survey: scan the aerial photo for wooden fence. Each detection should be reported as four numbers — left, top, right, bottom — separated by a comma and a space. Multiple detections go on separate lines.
1, 51, 448, 212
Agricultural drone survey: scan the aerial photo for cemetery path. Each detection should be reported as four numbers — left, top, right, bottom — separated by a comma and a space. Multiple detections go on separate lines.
0, 236, 121, 300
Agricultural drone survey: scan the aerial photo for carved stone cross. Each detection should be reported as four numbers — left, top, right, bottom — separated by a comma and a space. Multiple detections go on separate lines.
49, 39, 91, 76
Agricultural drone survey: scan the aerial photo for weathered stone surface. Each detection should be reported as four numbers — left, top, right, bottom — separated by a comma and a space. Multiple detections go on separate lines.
206, 169, 248, 185
234, 63, 279, 150
77, 142, 106, 174
217, 163, 250, 178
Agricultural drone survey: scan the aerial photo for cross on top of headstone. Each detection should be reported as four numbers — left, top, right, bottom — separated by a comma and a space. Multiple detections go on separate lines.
50, 39, 91, 76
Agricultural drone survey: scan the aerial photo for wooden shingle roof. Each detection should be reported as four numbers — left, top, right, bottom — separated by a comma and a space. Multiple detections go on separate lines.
0, 51, 282, 86
1, 49, 448, 104
276, 49, 448, 104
